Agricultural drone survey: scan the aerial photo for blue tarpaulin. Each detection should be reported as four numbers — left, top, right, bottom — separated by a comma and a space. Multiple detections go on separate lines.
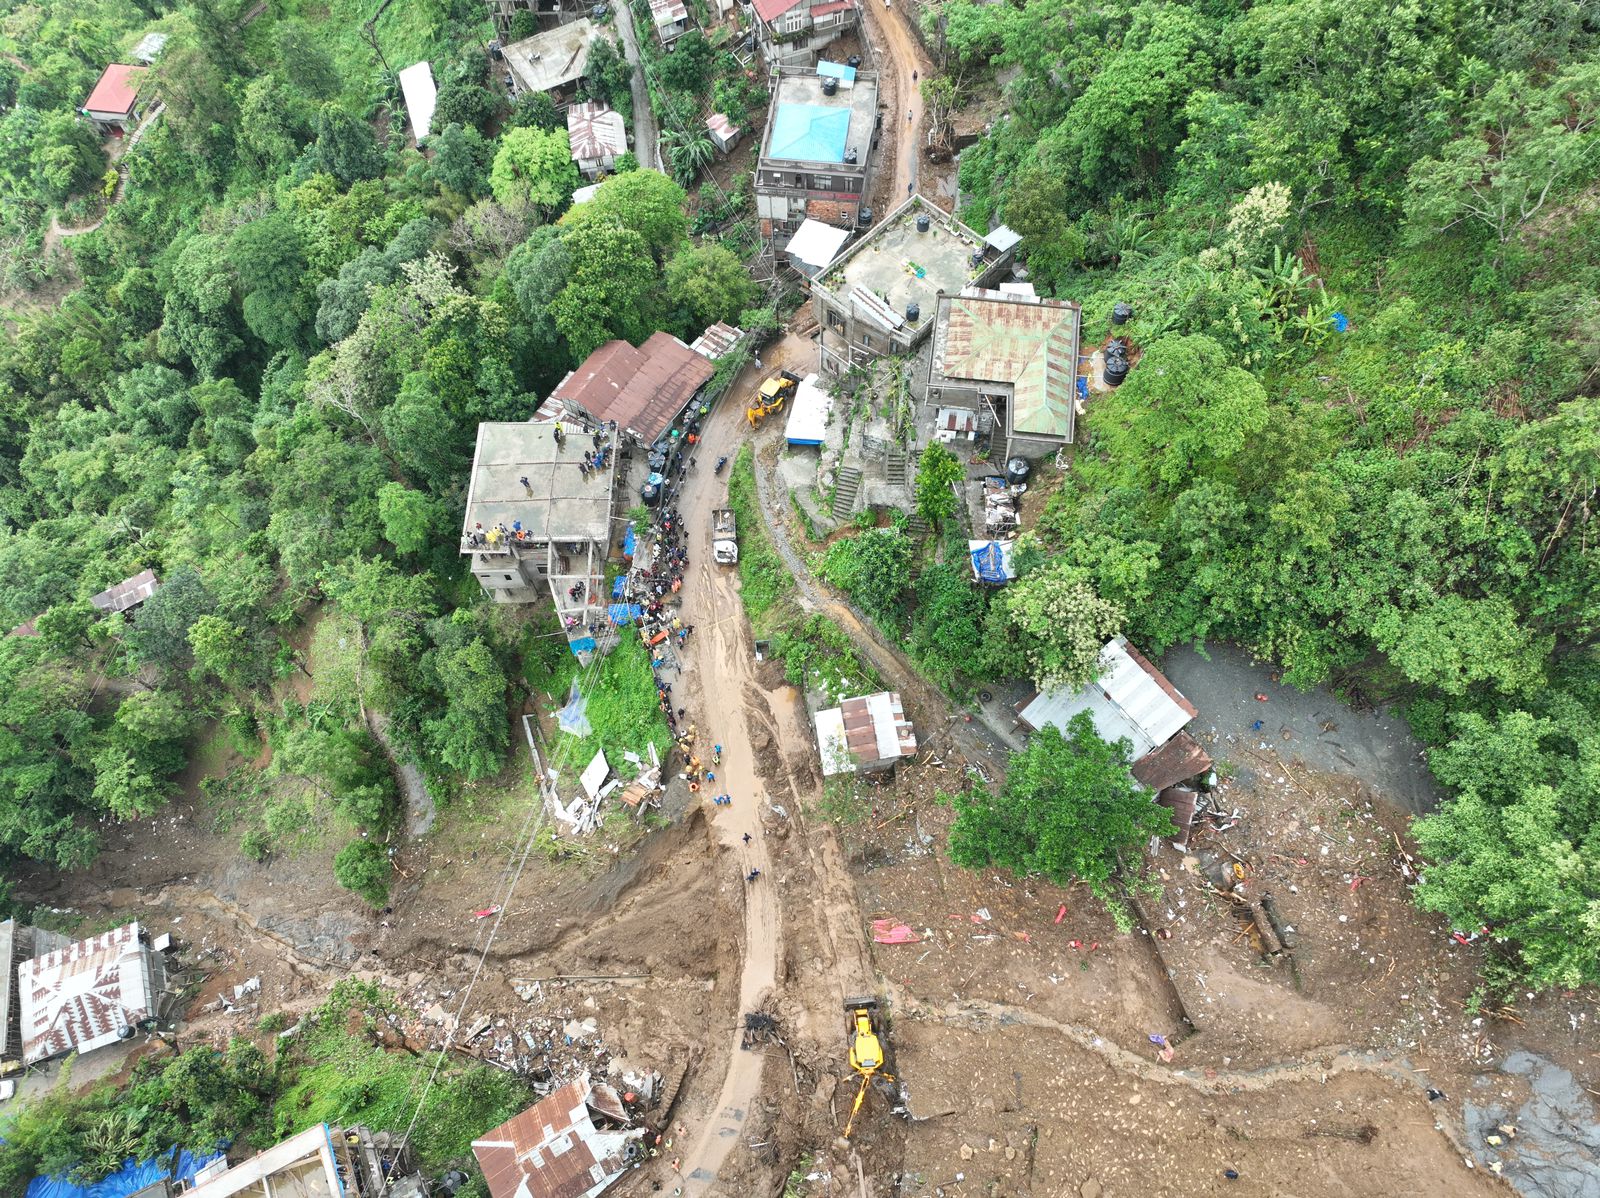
27, 1147, 226, 1198
611, 576, 627, 598
969, 540, 1015, 584
569, 636, 597, 657
1330, 311, 1350, 333
607, 603, 643, 625
623, 523, 637, 557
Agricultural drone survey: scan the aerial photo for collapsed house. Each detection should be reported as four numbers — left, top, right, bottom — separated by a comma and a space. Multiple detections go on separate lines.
473, 1073, 646, 1198
814, 691, 917, 777
1016, 637, 1212, 792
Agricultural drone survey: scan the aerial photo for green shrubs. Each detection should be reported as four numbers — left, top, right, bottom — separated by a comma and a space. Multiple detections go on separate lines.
333, 838, 391, 907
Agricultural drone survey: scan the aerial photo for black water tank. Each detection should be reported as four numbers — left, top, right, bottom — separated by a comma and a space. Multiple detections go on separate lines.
489, 39, 504, 59
915, 213, 931, 232
858, 206, 873, 226
1103, 343, 1130, 387
844, 147, 857, 164
847, 54, 862, 68
906, 302, 920, 322
640, 479, 662, 505
1111, 301, 1133, 326
821, 75, 838, 96
1005, 457, 1031, 486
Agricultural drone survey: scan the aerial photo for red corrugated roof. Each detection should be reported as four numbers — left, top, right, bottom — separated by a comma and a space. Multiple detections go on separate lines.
752, 0, 805, 22
83, 64, 145, 116
550, 333, 714, 443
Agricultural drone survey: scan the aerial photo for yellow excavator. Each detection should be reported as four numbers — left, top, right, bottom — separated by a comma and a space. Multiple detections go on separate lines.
841, 997, 892, 1139
746, 370, 800, 428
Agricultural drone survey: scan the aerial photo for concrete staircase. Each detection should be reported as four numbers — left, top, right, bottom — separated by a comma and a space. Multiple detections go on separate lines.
906, 512, 930, 537
831, 466, 863, 519
885, 449, 909, 487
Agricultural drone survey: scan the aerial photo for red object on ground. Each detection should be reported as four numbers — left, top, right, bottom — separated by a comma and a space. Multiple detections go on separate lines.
871, 919, 922, 945
1254, 693, 1269, 701
1055, 904, 1068, 924
472, 906, 502, 918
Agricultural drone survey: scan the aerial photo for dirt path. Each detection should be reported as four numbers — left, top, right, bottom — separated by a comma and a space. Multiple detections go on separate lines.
613, 1, 660, 171
860, 0, 932, 203
668, 394, 788, 1194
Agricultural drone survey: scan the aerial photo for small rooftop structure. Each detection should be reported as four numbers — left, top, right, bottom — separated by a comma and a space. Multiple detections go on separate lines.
185, 1124, 420, 1198
1, 919, 70, 1061
566, 101, 627, 176
503, 19, 602, 96
984, 224, 1022, 254
814, 690, 917, 776
81, 64, 147, 132
932, 291, 1081, 446
473, 1073, 644, 1198
90, 568, 160, 614
397, 61, 438, 140
648, 0, 690, 41
550, 332, 715, 444
18, 920, 164, 1064
1017, 638, 1205, 788
571, 181, 602, 205
706, 111, 741, 153
689, 321, 744, 360
812, 195, 1005, 373
785, 373, 833, 445
786, 217, 851, 274
131, 32, 169, 63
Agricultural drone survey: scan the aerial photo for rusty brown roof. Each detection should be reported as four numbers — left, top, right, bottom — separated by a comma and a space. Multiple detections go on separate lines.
1155, 785, 1201, 844
473, 1076, 633, 1198
550, 334, 715, 444
1132, 731, 1212, 793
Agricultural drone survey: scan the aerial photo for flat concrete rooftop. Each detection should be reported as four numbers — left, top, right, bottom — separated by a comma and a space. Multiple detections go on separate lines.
817, 197, 986, 330
461, 422, 614, 548
504, 18, 600, 94
761, 71, 879, 165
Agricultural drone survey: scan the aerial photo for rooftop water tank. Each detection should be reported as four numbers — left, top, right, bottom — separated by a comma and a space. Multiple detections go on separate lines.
906, 302, 921, 322
915, 213, 931, 233
847, 55, 862, 68
821, 75, 838, 96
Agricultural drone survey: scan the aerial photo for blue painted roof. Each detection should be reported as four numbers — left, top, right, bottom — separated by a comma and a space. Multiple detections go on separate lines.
816, 60, 856, 83
769, 103, 850, 164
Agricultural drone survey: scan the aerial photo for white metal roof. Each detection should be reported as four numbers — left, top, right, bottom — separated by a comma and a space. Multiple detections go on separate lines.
785, 373, 832, 444
786, 218, 850, 270
1017, 637, 1194, 759
18, 921, 158, 1063
814, 707, 852, 776
398, 61, 438, 139
985, 224, 1022, 252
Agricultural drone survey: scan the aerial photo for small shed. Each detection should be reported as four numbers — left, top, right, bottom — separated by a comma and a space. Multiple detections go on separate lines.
785, 218, 850, 275
784, 373, 833, 446
397, 61, 438, 141
90, 569, 160, 615
566, 101, 628, 178
814, 691, 917, 776
968, 539, 1016, 585
933, 406, 978, 441
649, 0, 691, 44
81, 64, 147, 134
690, 321, 744, 361
131, 32, 169, 63
706, 112, 741, 154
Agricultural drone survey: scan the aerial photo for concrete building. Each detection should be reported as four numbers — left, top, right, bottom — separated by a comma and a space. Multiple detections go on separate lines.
566, 101, 627, 176
1016, 637, 1212, 792
461, 422, 619, 656
80, 64, 147, 135
17, 921, 166, 1065
814, 691, 917, 777
926, 288, 1082, 461
810, 195, 1014, 376
706, 111, 741, 154
648, 0, 692, 45
755, 62, 879, 237
502, 19, 604, 102
185, 1124, 424, 1198
474, 1073, 645, 1198
751, 0, 858, 65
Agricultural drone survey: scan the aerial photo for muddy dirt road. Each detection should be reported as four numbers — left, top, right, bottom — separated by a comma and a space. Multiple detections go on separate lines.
861, 0, 932, 205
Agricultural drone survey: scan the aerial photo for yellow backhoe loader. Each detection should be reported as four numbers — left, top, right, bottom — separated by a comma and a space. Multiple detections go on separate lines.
746, 370, 800, 428
841, 997, 893, 1139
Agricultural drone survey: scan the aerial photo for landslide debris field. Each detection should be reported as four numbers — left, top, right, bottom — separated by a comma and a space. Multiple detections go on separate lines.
17, 390, 1597, 1198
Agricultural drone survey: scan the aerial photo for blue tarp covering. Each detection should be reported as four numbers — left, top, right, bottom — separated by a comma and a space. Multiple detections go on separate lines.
1330, 311, 1350, 332
816, 60, 857, 83
1076, 376, 1089, 400
27, 1147, 226, 1198
623, 523, 637, 556
611, 576, 627, 598
607, 603, 643, 625
569, 636, 597, 656
768, 104, 850, 163
969, 541, 1014, 584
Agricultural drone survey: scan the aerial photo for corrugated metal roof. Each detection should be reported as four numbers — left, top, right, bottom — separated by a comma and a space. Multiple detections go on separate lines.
752, 0, 805, 23
2, 920, 70, 1059
689, 321, 744, 360
566, 101, 627, 161
815, 691, 915, 774
550, 333, 714, 443
648, 0, 688, 25
934, 294, 1080, 441
1016, 637, 1196, 761
1156, 786, 1200, 845
1132, 731, 1212, 793
90, 568, 160, 613
19, 921, 158, 1063
83, 64, 144, 116
398, 61, 438, 139
473, 1075, 639, 1198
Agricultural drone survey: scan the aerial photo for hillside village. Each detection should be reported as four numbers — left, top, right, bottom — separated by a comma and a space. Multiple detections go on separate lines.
1, 1, 1598, 1197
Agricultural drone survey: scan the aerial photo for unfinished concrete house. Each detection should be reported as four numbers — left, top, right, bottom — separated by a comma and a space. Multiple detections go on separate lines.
501, 19, 605, 104
184, 1123, 425, 1198
811, 196, 1015, 377
755, 62, 879, 237
461, 422, 619, 658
